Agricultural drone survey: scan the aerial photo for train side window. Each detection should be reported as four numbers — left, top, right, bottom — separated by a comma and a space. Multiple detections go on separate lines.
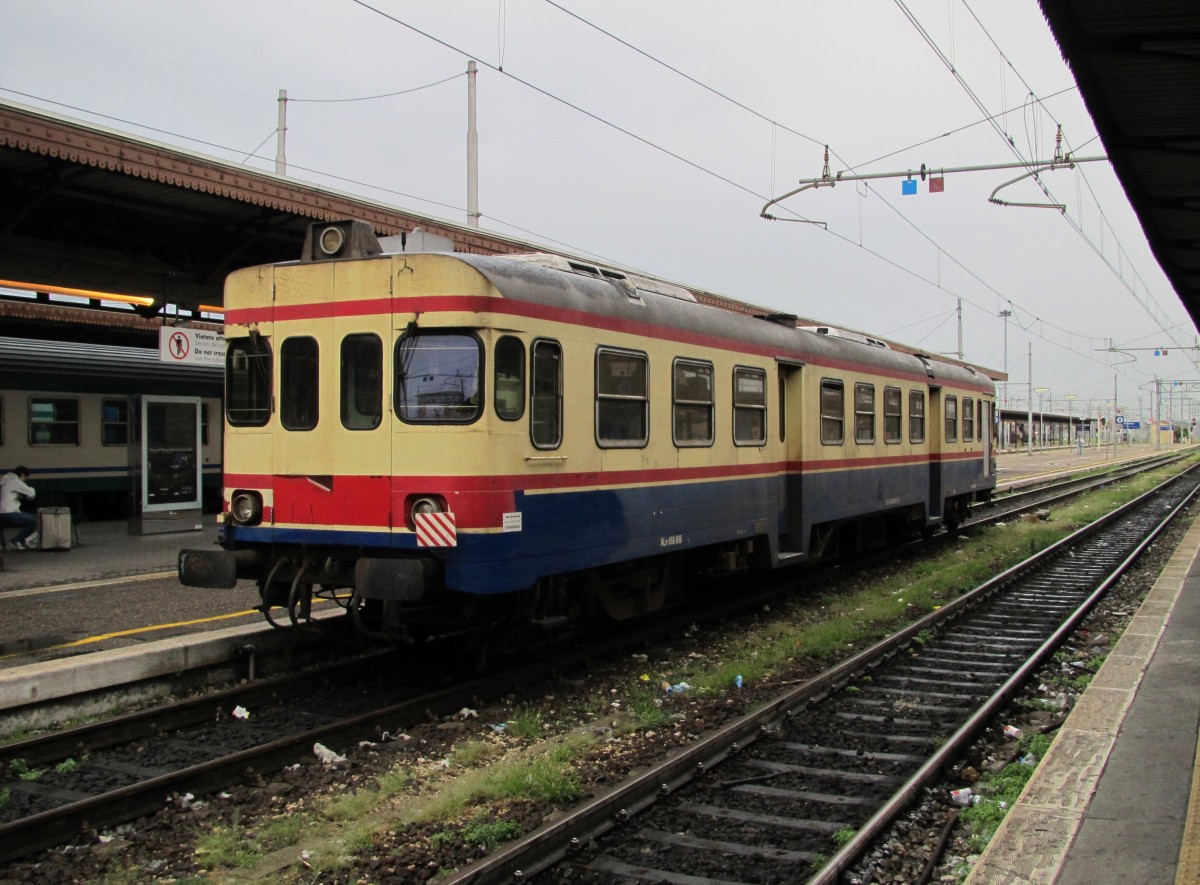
963, 397, 975, 441
945, 395, 959, 443
883, 386, 902, 443
226, 336, 273, 427
733, 367, 767, 445
531, 339, 562, 448
201, 403, 211, 446
909, 390, 926, 443
674, 359, 714, 446
395, 332, 482, 424
854, 382, 875, 444
29, 397, 79, 446
820, 379, 844, 445
281, 336, 320, 431
495, 336, 526, 421
597, 348, 648, 448
101, 398, 130, 446
341, 334, 382, 430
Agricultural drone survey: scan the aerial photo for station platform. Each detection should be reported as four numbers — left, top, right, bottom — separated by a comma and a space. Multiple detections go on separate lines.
0, 517, 212, 590
965, 489, 1200, 883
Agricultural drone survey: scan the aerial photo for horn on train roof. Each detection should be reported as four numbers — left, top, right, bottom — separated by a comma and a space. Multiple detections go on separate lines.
301, 220, 382, 262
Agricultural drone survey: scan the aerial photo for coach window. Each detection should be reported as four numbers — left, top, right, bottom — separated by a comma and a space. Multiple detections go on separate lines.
531, 339, 562, 448
945, 395, 958, 443
674, 359, 714, 446
495, 336, 526, 421
597, 348, 648, 447
395, 332, 482, 424
855, 383, 876, 444
29, 397, 79, 446
909, 390, 926, 443
733, 367, 767, 445
281, 337, 320, 431
101, 399, 130, 446
963, 397, 975, 441
226, 336, 272, 427
883, 386, 902, 443
341, 334, 382, 430
820, 379, 844, 445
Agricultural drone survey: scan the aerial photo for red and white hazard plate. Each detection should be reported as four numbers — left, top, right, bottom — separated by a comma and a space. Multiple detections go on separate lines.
415, 511, 457, 547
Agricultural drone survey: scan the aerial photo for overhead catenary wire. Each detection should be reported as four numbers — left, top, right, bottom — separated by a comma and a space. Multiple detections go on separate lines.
3, 7, 1179, 388
529, 2, 1153, 376
897, 0, 1194, 361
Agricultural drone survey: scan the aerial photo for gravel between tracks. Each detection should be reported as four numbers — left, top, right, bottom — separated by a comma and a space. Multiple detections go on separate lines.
0, 499, 1192, 885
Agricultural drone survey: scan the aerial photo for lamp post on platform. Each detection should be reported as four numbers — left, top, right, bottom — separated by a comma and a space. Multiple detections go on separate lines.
999, 309, 1012, 450
1034, 387, 1050, 451
1064, 395, 1078, 450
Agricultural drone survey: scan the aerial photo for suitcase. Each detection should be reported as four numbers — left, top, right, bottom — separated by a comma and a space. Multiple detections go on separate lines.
37, 507, 73, 551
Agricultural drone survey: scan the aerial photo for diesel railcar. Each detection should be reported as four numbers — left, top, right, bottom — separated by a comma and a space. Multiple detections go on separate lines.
0, 336, 222, 520
179, 220, 996, 640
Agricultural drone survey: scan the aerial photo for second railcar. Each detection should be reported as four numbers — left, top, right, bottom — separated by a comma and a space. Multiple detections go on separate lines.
0, 336, 223, 519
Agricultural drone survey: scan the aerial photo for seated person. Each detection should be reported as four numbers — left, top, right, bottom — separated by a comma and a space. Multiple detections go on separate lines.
1, 466, 38, 549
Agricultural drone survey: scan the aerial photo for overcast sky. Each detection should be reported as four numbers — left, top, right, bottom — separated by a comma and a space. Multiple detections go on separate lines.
4, 0, 1196, 423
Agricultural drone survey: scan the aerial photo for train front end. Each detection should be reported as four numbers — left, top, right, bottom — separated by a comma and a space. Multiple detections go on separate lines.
179, 220, 531, 641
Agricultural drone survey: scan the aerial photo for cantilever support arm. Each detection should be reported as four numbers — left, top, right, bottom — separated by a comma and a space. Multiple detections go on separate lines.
988, 164, 1071, 212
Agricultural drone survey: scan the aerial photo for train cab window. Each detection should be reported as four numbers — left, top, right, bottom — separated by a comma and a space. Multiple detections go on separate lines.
281, 336, 320, 431
963, 397, 975, 441
909, 390, 926, 443
494, 336, 526, 421
531, 339, 562, 448
341, 334, 382, 430
101, 399, 130, 446
883, 386, 902, 444
226, 336, 273, 427
854, 383, 876, 444
945, 395, 959, 443
820, 379, 844, 445
29, 397, 79, 446
674, 359, 714, 446
395, 332, 482, 424
733, 367, 767, 445
597, 348, 648, 447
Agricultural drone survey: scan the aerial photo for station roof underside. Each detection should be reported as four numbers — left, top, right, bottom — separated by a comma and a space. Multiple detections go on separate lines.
1037, 0, 1200, 330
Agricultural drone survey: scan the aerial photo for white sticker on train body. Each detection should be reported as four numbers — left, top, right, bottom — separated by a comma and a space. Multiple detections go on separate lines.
503, 512, 523, 532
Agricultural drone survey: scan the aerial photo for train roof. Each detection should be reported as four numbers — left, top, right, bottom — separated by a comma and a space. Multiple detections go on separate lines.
450, 253, 995, 392
0, 335, 223, 396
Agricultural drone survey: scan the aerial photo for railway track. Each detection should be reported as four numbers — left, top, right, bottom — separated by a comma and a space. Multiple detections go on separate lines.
430, 463, 1200, 885
0, 453, 1188, 874
969, 449, 1188, 529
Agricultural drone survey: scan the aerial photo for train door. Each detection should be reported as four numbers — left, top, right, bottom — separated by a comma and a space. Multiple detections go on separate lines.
980, 399, 992, 478
927, 384, 944, 522
777, 360, 805, 557
133, 395, 204, 534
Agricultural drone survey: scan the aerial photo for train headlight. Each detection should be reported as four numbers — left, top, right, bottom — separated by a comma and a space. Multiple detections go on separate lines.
229, 490, 263, 526
318, 225, 346, 256
407, 495, 447, 529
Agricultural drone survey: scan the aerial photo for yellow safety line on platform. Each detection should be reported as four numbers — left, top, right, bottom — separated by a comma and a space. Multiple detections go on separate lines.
0, 598, 343, 660
1177, 723, 1200, 884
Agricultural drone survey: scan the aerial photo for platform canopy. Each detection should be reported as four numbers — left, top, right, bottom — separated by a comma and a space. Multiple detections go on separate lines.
1038, 0, 1200, 329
